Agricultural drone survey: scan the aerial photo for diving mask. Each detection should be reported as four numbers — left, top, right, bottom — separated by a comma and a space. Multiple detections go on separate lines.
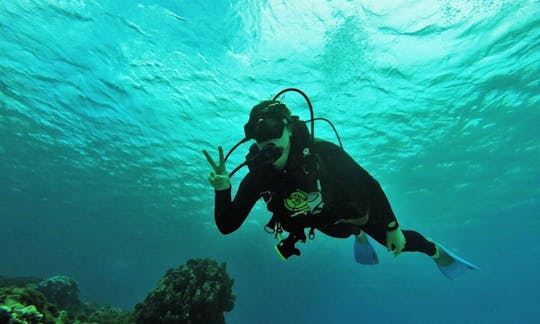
244, 115, 286, 143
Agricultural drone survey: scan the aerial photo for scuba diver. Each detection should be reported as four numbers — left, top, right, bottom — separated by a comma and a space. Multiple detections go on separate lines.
203, 88, 479, 279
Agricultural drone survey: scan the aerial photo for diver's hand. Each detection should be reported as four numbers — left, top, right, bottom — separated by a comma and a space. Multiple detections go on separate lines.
203, 146, 231, 191
386, 228, 406, 257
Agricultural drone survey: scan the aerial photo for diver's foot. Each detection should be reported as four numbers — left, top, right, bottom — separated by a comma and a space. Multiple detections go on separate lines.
433, 244, 455, 266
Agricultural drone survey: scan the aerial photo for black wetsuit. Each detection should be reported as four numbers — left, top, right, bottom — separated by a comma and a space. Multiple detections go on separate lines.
214, 140, 436, 256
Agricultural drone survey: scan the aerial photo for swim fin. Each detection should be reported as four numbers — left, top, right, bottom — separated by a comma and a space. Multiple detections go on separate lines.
354, 231, 379, 265
434, 244, 480, 280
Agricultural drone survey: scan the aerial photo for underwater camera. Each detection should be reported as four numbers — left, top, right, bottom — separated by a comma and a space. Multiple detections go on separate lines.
275, 235, 301, 259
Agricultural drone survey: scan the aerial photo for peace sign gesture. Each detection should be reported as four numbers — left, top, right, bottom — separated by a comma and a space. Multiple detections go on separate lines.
203, 146, 231, 191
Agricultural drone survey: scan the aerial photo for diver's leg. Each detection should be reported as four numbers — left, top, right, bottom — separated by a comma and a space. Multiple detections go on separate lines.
402, 232, 461, 267
426, 238, 456, 266
401, 230, 437, 256
362, 227, 438, 257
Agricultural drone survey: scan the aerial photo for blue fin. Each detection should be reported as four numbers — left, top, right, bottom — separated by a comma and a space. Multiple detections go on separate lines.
435, 244, 480, 280
354, 233, 379, 265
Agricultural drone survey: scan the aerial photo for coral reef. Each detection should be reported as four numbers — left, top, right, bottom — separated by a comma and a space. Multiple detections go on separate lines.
1, 257, 236, 324
0, 283, 132, 324
133, 258, 235, 324
0, 304, 43, 324
32, 276, 80, 312
75, 305, 133, 324
0, 276, 42, 289
0, 286, 59, 324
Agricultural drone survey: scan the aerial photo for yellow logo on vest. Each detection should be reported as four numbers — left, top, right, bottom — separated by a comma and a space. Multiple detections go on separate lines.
284, 190, 310, 213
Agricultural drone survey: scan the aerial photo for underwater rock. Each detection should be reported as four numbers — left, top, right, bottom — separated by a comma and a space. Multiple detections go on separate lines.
75, 305, 133, 324
0, 304, 43, 324
1, 259, 235, 324
32, 276, 80, 313
0, 284, 133, 324
0, 286, 59, 324
133, 258, 236, 324
0, 276, 42, 289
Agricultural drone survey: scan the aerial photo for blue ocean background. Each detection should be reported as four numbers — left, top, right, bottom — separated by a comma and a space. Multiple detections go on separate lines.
1, 0, 539, 323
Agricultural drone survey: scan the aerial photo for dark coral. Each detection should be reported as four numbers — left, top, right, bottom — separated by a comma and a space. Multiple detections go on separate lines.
32, 276, 80, 312
0, 276, 43, 289
0, 286, 59, 324
1, 257, 235, 323
133, 258, 235, 324
76, 305, 133, 324
0, 276, 88, 323
0, 281, 133, 324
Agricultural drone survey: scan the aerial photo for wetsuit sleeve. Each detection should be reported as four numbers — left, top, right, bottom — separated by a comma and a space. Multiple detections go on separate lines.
214, 172, 261, 235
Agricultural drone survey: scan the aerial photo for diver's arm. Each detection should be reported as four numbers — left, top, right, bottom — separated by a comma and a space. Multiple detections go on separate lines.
214, 172, 260, 234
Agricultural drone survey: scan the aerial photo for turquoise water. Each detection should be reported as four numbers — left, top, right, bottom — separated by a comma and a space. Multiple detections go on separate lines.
1, 0, 539, 323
